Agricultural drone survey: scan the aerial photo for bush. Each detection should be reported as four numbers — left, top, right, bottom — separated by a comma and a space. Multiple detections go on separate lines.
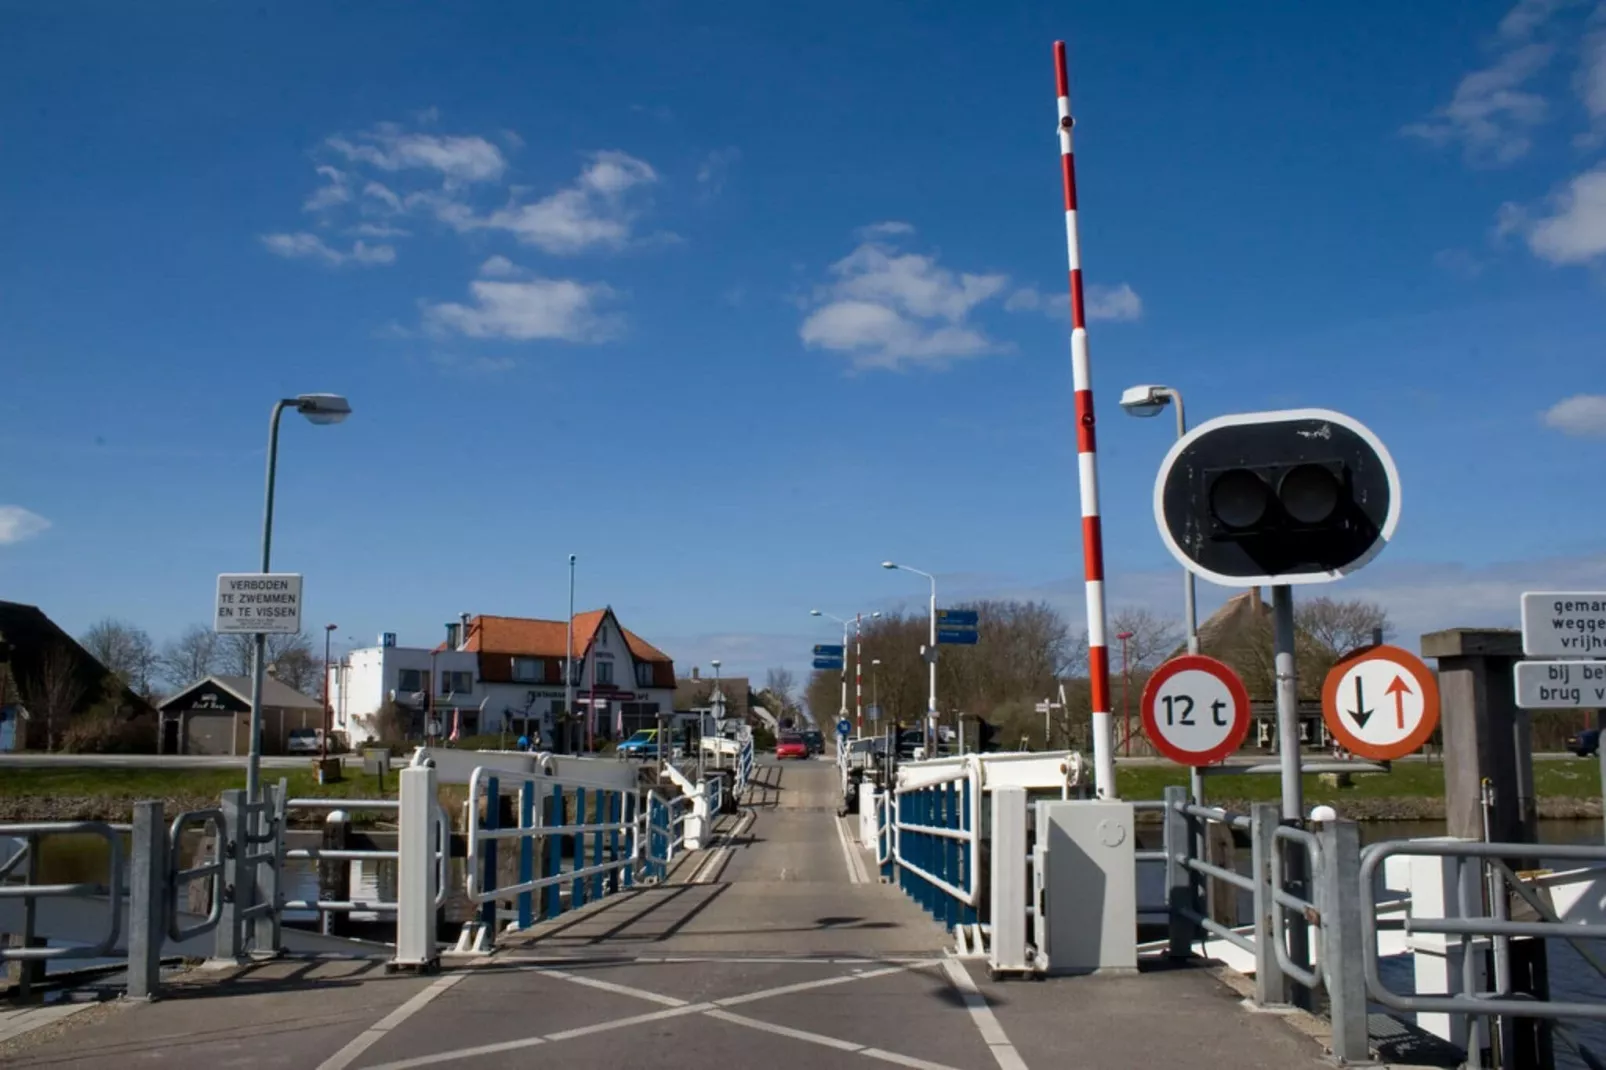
60, 712, 157, 754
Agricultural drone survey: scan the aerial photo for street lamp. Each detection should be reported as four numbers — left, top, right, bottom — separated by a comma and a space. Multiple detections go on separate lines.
1119, 384, 1200, 657
882, 561, 938, 752
321, 623, 337, 762
870, 658, 881, 714
246, 393, 351, 803
811, 609, 881, 734
1116, 630, 1134, 757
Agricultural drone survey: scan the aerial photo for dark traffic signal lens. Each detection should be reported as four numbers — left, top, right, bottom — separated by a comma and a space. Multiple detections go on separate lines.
1279, 463, 1341, 525
1209, 468, 1271, 530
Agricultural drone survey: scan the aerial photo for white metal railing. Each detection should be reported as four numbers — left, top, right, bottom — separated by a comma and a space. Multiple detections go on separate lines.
890, 760, 981, 918
280, 798, 451, 915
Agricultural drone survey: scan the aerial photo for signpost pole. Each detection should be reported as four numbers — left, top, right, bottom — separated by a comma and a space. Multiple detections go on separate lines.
245, 401, 292, 805
1271, 583, 1311, 1009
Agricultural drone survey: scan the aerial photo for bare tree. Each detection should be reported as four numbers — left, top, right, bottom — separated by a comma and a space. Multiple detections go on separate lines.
269, 636, 321, 695
219, 630, 313, 681
79, 618, 158, 699
765, 667, 796, 710
158, 624, 221, 692
1295, 597, 1390, 658
1109, 606, 1183, 672
16, 642, 88, 751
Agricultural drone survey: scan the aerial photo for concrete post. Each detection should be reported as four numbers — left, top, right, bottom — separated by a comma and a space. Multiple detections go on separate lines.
126, 801, 167, 1001
1319, 820, 1375, 1066
1249, 802, 1287, 1007
394, 762, 439, 970
214, 789, 245, 963
686, 789, 708, 851
1162, 785, 1194, 958
319, 811, 351, 938
1421, 628, 1551, 1070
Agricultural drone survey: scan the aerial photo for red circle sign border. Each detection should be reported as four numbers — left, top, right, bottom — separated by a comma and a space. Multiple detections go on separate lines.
1320, 644, 1441, 761
1139, 654, 1252, 767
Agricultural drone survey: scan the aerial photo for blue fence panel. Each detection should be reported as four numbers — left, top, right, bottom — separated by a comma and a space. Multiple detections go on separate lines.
481, 775, 500, 930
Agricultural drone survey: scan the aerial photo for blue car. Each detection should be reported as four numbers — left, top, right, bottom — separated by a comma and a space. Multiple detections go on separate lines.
1568, 728, 1600, 757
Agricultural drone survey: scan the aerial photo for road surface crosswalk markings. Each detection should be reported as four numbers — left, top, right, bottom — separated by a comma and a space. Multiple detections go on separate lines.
349, 957, 1020, 1070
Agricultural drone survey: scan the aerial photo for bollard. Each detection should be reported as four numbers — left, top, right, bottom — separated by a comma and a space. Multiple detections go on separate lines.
1319, 820, 1375, 1065
394, 762, 438, 970
1249, 803, 1288, 1007
1162, 785, 1193, 958
320, 811, 352, 938
127, 800, 168, 1000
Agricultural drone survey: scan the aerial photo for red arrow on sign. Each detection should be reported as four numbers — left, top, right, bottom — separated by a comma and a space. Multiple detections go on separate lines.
1384, 675, 1411, 730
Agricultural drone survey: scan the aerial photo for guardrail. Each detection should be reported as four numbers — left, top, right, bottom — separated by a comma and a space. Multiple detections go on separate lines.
459, 764, 640, 952
279, 798, 450, 917
890, 762, 979, 930
645, 789, 690, 883
0, 821, 126, 974
167, 807, 225, 943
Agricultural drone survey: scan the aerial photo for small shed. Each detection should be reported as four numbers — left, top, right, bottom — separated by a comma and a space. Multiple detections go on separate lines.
159, 674, 323, 756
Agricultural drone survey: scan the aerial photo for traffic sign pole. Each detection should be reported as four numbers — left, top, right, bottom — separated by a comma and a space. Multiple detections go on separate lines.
1273, 587, 1302, 822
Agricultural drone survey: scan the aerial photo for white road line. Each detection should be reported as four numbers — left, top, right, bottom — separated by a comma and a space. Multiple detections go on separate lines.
833, 811, 866, 883
544, 1002, 715, 1041
522, 966, 689, 1007
713, 964, 909, 1007
940, 958, 1029, 1070
358, 1034, 546, 1070
315, 972, 465, 1070
690, 808, 754, 884
705, 1010, 966, 1070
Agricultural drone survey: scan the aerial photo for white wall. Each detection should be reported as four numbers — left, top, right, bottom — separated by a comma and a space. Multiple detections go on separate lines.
330, 645, 478, 745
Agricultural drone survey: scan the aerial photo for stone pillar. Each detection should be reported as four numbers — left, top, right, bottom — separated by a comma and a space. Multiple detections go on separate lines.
1420, 628, 1550, 1070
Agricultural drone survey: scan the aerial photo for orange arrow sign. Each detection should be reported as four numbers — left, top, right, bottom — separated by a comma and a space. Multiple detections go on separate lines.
1384, 675, 1411, 730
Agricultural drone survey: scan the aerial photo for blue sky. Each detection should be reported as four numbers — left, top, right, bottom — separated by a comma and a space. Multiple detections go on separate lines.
2, 0, 1604, 692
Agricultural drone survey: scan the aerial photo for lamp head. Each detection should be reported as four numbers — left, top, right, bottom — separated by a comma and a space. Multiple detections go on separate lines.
1119, 384, 1171, 418
809, 609, 822, 617
295, 393, 352, 426
881, 561, 897, 570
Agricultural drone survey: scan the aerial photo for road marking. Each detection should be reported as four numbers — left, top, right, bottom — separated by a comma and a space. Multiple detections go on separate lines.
360, 1005, 717, 1070
545, 1002, 716, 1041
940, 958, 1029, 1070
713, 964, 909, 1007
315, 972, 464, 1070
522, 965, 689, 1006
833, 810, 867, 883
690, 808, 754, 884
705, 1010, 966, 1070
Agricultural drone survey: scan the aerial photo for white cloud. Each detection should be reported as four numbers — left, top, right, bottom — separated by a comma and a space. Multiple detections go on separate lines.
362, 181, 405, 214
348, 222, 410, 239
1403, 42, 1556, 164
1004, 282, 1144, 322
1498, 0, 1581, 39
696, 147, 741, 195
422, 278, 620, 342
799, 232, 1008, 370
303, 165, 351, 212
1575, 18, 1606, 145
856, 221, 916, 240
1506, 163, 1606, 263
326, 123, 507, 183
0, 505, 50, 546
260, 232, 396, 266
1542, 394, 1606, 436
437, 151, 661, 254
478, 255, 521, 277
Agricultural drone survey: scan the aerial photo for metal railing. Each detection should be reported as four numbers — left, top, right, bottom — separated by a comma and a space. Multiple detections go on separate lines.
889, 762, 979, 930
280, 798, 451, 916
646, 789, 690, 882
0, 821, 125, 965
462, 765, 641, 949
167, 808, 225, 943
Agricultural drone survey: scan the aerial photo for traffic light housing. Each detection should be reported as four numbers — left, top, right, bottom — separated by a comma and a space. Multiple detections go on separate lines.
976, 718, 1000, 753
1154, 409, 1399, 587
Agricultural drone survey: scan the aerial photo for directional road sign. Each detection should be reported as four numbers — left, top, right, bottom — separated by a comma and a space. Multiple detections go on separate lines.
1515, 660, 1606, 709
813, 644, 846, 657
813, 657, 845, 671
1321, 644, 1441, 760
1139, 655, 1251, 767
937, 629, 979, 646
936, 610, 978, 627
1519, 592, 1606, 657
836, 718, 852, 738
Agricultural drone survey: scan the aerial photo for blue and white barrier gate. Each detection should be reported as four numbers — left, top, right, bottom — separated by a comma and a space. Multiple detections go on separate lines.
885, 764, 980, 931
645, 789, 691, 883
460, 764, 640, 952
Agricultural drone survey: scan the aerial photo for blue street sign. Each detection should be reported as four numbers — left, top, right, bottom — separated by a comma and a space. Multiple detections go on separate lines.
813, 644, 845, 657
867, 704, 882, 721
836, 718, 851, 737
937, 629, 980, 646
936, 609, 979, 627
813, 657, 845, 670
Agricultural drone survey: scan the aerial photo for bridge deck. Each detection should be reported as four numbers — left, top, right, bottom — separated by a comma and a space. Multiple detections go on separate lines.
2, 762, 1333, 1069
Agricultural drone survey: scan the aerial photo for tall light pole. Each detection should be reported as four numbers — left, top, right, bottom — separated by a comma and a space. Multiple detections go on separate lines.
882, 562, 938, 753
1119, 384, 1200, 656
811, 610, 880, 734
246, 393, 351, 803
321, 622, 337, 762
1116, 630, 1134, 757
565, 553, 576, 752
870, 658, 880, 715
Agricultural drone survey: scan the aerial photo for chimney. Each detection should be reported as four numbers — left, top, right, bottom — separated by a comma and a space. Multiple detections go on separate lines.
1249, 586, 1263, 617
445, 622, 460, 648
691, 666, 700, 681
459, 613, 472, 650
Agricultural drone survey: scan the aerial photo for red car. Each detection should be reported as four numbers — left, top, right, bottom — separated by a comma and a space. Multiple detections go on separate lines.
775, 733, 808, 759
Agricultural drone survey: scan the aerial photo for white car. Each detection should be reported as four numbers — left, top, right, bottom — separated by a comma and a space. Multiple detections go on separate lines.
287, 728, 324, 755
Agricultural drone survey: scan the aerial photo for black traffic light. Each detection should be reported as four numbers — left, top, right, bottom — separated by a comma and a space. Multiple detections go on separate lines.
1155, 409, 1399, 586
975, 718, 1000, 753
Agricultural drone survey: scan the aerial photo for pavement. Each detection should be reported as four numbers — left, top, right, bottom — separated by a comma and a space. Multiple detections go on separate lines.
2, 761, 1338, 1069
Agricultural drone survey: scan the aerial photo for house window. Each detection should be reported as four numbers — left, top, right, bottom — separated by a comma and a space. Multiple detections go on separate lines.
440, 671, 473, 696
568, 660, 582, 686
635, 662, 654, 688
397, 669, 424, 693
512, 657, 543, 683
595, 661, 614, 686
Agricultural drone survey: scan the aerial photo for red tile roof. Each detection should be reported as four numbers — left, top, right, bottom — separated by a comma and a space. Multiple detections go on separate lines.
445, 610, 673, 665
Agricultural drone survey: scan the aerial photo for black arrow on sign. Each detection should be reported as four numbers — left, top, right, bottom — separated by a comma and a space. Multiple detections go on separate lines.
1346, 674, 1374, 729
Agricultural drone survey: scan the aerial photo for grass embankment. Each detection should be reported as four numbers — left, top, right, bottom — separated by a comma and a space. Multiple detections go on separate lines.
1118, 758, 1603, 820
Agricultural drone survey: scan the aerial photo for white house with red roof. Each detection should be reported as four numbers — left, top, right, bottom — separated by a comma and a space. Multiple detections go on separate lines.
329, 607, 676, 749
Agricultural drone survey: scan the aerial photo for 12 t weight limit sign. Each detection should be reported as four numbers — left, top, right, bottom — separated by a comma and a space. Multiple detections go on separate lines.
1140, 655, 1251, 767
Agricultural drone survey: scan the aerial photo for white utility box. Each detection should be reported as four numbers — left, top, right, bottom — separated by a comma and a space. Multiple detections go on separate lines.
1033, 799, 1137, 975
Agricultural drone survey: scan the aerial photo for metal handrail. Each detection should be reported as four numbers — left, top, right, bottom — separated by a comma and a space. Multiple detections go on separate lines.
1359, 839, 1606, 1020
891, 762, 979, 907
0, 821, 125, 962
167, 808, 226, 941
281, 797, 451, 913
1269, 824, 1323, 991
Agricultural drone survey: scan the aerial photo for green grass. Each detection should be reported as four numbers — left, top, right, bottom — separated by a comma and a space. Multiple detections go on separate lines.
0, 766, 399, 802
1117, 756, 1601, 805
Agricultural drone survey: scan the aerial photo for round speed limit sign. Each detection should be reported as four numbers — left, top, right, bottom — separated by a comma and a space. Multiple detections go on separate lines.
1139, 654, 1251, 767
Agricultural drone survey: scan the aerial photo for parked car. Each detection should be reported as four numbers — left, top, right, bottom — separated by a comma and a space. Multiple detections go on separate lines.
802, 729, 825, 756
617, 729, 666, 759
1567, 728, 1600, 757
287, 728, 324, 755
775, 733, 808, 760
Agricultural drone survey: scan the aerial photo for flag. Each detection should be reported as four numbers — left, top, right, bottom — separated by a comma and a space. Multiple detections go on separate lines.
448, 708, 461, 743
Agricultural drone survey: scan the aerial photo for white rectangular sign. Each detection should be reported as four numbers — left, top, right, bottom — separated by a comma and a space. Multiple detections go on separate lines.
1514, 660, 1606, 709
1520, 591, 1606, 657
215, 573, 303, 634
